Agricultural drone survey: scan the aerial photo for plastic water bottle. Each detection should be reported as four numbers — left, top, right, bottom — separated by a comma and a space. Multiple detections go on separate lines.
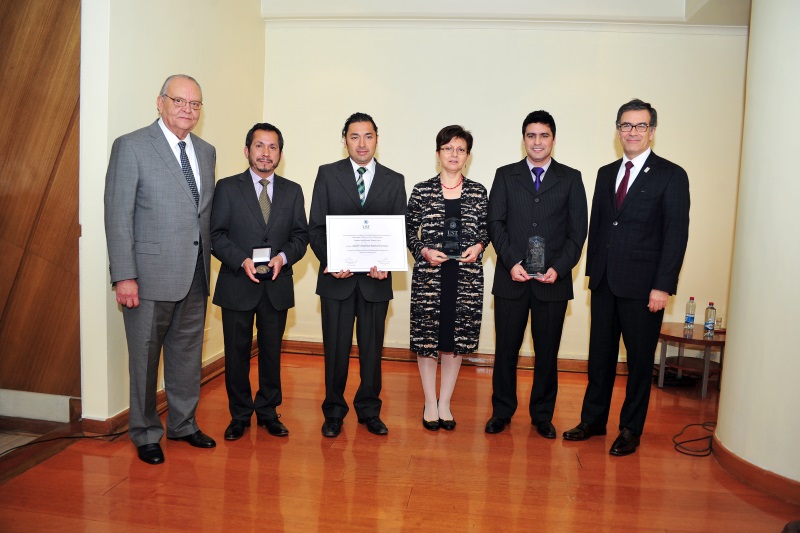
684, 296, 696, 326
704, 302, 716, 336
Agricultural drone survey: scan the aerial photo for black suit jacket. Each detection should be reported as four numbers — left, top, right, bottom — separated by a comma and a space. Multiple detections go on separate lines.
210, 170, 309, 312
586, 151, 690, 298
308, 158, 406, 302
489, 158, 588, 302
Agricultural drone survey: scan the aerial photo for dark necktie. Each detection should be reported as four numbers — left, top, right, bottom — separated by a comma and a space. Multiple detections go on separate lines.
532, 167, 544, 191
356, 167, 367, 206
178, 141, 199, 206
616, 161, 634, 209
259, 178, 271, 224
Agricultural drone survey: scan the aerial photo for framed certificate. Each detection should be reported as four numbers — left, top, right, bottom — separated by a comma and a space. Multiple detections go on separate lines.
326, 215, 408, 272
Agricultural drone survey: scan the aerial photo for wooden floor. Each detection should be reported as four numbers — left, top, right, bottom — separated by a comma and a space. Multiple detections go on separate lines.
0, 353, 798, 532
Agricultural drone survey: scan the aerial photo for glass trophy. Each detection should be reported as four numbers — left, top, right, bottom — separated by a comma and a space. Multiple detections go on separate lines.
524, 236, 545, 278
442, 217, 462, 260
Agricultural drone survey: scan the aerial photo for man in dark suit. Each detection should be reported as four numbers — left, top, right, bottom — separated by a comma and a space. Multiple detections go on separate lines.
210, 123, 309, 441
485, 110, 588, 437
308, 112, 406, 438
563, 99, 690, 456
104, 74, 217, 465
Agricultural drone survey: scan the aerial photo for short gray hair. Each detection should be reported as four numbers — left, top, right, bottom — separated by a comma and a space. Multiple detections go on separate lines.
159, 74, 202, 98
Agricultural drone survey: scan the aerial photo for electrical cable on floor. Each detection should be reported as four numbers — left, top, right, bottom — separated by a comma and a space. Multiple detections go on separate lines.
0, 430, 128, 458
672, 422, 716, 456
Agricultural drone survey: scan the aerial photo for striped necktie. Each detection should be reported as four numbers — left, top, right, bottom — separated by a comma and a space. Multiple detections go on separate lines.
259, 178, 271, 223
178, 141, 199, 206
356, 167, 367, 206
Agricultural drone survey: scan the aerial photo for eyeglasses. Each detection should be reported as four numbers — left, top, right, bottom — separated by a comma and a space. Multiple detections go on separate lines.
441, 146, 467, 155
617, 122, 651, 133
162, 94, 203, 110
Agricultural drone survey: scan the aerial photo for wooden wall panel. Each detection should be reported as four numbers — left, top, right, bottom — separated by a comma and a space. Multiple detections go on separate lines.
0, 0, 81, 397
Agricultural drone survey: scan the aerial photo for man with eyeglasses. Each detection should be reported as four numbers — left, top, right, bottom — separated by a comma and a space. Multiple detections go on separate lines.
485, 110, 588, 438
308, 112, 406, 438
563, 98, 690, 456
104, 74, 217, 465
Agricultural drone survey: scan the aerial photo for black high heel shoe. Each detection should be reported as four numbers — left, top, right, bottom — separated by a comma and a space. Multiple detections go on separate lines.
423, 408, 440, 431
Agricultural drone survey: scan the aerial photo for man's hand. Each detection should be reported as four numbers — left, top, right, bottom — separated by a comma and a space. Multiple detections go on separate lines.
268, 255, 284, 281
533, 267, 558, 284
369, 266, 388, 280
510, 264, 532, 283
243, 258, 260, 283
648, 289, 669, 312
324, 266, 354, 279
115, 279, 140, 308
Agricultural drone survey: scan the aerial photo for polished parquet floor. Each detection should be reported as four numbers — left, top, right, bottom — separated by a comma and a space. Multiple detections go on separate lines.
0, 353, 797, 532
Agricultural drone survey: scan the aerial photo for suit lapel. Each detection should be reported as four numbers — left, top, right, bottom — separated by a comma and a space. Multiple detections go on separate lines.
236, 170, 266, 230
364, 161, 390, 208
149, 122, 198, 208
511, 159, 538, 197
617, 153, 657, 214
335, 159, 363, 210
538, 159, 562, 195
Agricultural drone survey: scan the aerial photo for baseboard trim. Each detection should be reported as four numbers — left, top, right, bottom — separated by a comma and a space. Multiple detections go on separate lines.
80, 340, 625, 435
712, 433, 800, 506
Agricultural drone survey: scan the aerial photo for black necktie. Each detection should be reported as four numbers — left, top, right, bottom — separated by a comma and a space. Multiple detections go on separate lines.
178, 141, 199, 206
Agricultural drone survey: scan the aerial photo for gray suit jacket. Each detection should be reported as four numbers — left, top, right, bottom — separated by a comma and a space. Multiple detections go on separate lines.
104, 120, 216, 301
210, 170, 309, 312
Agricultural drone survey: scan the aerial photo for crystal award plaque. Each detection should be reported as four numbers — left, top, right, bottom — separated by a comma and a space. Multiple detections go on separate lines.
524, 236, 545, 277
442, 217, 462, 260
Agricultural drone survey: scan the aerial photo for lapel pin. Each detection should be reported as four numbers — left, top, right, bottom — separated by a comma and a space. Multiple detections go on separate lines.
644, 167, 650, 173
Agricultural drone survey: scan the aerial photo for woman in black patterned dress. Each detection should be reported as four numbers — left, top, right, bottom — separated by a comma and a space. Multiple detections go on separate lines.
406, 125, 488, 431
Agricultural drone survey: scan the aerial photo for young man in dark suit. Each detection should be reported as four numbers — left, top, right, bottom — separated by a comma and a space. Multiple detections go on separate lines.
308, 113, 406, 437
210, 123, 309, 440
485, 110, 588, 437
563, 99, 690, 456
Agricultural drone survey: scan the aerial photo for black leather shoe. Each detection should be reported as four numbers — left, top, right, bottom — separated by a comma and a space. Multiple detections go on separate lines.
485, 416, 511, 434
535, 421, 556, 439
224, 420, 250, 441
562, 422, 607, 441
609, 428, 640, 456
258, 417, 289, 437
168, 430, 216, 448
321, 417, 343, 438
358, 416, 389, 435
137, 443, 164, 465
439, 418, 456, 431
422, 409, 439, 431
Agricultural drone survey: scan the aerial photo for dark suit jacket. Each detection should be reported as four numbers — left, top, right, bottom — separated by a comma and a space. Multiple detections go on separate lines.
586, 151, 690, 298
489, 158, 588, 302
104, 120, 216, 301
210, 170, 309, 312
308, 158, 406, 302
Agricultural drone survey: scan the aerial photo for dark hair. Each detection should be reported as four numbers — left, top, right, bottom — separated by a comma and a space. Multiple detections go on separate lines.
616, 99, 658, 127
245, 122, 284, 151
522, 110, 556, 138
436, 125, 473, 154
341, 112, 378, 137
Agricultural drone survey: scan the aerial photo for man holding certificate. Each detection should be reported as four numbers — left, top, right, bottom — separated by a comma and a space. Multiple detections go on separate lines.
485, 110, 588, 438
211, 123, 309, 441
309, 112, 406, 438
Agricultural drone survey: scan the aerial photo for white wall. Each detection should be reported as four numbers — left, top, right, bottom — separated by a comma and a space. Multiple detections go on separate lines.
715, 0, 800, 481
263, 17, 747, 359
79, 0, 265, 421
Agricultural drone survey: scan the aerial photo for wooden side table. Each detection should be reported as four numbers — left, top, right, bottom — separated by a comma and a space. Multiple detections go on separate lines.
657, 322, 726, 398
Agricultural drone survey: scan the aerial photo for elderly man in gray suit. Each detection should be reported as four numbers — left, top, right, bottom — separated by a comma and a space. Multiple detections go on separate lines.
104, 74, 217, 465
